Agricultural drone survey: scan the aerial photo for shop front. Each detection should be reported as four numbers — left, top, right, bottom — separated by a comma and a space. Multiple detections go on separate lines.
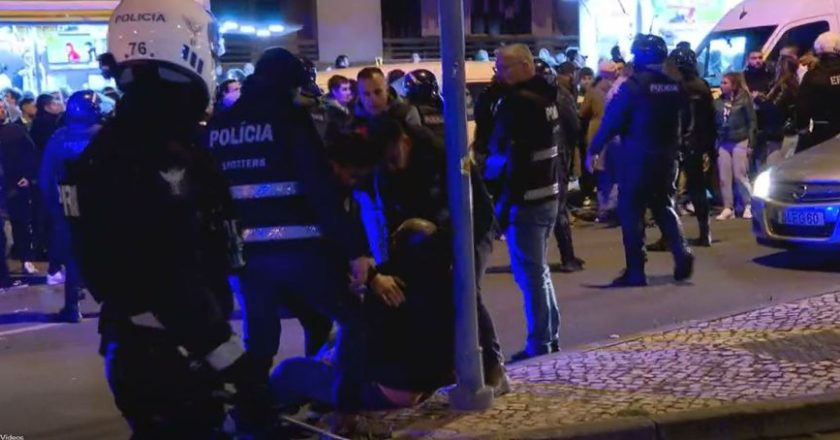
0, 1, 117, 94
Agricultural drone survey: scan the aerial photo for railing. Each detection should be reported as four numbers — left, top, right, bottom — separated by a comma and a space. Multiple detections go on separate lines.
384, 35, 579, 61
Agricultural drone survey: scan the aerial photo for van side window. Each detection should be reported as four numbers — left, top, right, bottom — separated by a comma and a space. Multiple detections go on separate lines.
770, 21, 831, 60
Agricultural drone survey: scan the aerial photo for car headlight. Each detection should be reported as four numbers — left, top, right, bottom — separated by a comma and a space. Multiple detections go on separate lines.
753, 170, 772, 200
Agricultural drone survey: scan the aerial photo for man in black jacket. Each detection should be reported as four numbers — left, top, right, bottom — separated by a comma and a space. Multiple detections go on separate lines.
367, 115, 509, 392
0, 101, 38, 275
488, 44, 562, 362
797, 32, 840, 152
29, 94, 63, 156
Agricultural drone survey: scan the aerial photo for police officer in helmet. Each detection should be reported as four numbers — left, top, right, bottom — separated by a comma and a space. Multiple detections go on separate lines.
587, 34, 694, 287
404, 68, 445, 138
40, 90, 107, 323
206, 46, 381, 411
649, 47, 716, 250
67, 0, 275, 436
796, 31, 840, 152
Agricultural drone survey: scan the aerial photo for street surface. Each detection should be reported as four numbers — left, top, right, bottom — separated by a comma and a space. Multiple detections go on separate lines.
2, 219, 840, 438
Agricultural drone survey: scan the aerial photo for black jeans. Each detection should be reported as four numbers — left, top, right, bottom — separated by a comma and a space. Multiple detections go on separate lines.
6, 189, 34, 263
683, 153, 711, 238
474, 227, 504, 373
553, 177, 578, 265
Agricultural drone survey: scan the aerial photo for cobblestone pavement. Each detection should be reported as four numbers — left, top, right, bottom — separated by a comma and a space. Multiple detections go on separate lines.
374, 291, 840, 439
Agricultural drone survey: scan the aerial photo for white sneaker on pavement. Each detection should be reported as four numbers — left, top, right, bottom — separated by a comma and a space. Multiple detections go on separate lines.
23, 262, 38, 275
47, 271, 65, 285
743, 205, 753, 220
716, 208, 735, 221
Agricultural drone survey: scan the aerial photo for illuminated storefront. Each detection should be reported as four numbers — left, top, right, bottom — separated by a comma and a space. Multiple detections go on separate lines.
0, 1, 117, 94
579, 0, 742, 66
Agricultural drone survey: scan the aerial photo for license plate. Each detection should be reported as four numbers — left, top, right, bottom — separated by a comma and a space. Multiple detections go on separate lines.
778, 209, 826, 226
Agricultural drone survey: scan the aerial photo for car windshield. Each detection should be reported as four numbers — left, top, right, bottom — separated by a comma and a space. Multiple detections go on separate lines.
696, 25, 777, 87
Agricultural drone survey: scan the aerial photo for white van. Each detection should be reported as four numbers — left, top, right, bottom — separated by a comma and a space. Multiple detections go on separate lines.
695, 0, 840, 87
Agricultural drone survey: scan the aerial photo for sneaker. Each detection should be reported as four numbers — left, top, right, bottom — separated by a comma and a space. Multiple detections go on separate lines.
47, 271, 65, 286
743, 205, 753, 220
716, 208, 735, 221
22, 262, 38, 275
509, 345, 556, 363
552, 257, 585, 273
485, 364, 512, 397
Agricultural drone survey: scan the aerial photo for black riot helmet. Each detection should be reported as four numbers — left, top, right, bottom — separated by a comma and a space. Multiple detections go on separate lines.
404, 69, 440, 105
669, 47, 698, 77
534, 58, 557, 84
245, 47, 310, 98
298, 56, 323, 97
632, 34, 669, 69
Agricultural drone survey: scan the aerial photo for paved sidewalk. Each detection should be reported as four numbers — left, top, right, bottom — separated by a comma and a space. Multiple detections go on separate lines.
377, 291, 840, 439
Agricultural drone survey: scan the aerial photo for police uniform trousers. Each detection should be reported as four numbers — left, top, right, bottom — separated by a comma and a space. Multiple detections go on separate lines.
103, 325, 228, 440
618, 152, 688, 274
237, 240, 366, 409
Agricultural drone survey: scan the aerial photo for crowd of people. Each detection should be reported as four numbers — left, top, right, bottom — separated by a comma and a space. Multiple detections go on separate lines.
19, 0, 840, 436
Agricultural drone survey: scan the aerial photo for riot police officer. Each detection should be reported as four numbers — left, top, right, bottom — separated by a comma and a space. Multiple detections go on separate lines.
650, 47, 716, 250
587, 34, 694, 287
40, 90, 106, 323
67, 0, 274, 436
404, 68, 445, 138
206, 47, 383, 411
797, 32, 840, 152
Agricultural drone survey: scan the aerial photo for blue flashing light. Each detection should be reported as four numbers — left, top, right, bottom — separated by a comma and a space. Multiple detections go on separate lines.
240, 25, 256, 34
221, 20, 238, 31
269, 24, 285, 33
256, 29, 271, 38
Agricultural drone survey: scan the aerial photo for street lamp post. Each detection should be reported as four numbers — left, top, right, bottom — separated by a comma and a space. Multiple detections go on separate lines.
438, 0, 494, 411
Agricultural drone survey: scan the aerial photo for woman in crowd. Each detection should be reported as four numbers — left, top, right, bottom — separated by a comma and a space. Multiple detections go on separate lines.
714, 72, 757, 220
759, 55, 800, 167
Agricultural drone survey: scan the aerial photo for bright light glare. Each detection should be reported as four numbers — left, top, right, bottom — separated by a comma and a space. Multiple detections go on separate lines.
269, 24, 285, 33
221, 21, 238, 31
256, 29, 271, 37
753, 170, 772, 200
240, 25, 256, 34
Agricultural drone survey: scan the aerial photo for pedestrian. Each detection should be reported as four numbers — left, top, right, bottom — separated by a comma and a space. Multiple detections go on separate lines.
67, 0, 275, 436
214, 78, 241, 114
535, 59, 584, 273
3, 87, 22, 123
586, 34, 694, 287
368, 114, 510, 391
796, 32, 840, 153
336, 54, 351, 69
354, 67, 422, 129
760, 55, 799, 167
0, 100, 38, 275
403, 69, 444, 138
743, 51, 773, 95
714, 72, 757, 220
29, 93, 64, 156
489, 44, 562, 361
18, 97, 36, 129
205, 47, 379, 411
581, 61, 618, 224
39, 90, 106, 321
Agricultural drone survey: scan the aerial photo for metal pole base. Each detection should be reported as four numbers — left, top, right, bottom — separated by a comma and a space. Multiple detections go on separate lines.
449, 384, 494, 411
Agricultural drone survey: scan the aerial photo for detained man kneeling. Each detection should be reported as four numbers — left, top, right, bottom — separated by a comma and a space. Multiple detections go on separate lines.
270, 218, 455, 414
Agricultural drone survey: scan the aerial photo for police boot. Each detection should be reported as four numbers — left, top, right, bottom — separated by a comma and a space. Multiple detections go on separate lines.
690, 219, 712, 247
674, 251, 695, 282
611, 270, 648, 288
